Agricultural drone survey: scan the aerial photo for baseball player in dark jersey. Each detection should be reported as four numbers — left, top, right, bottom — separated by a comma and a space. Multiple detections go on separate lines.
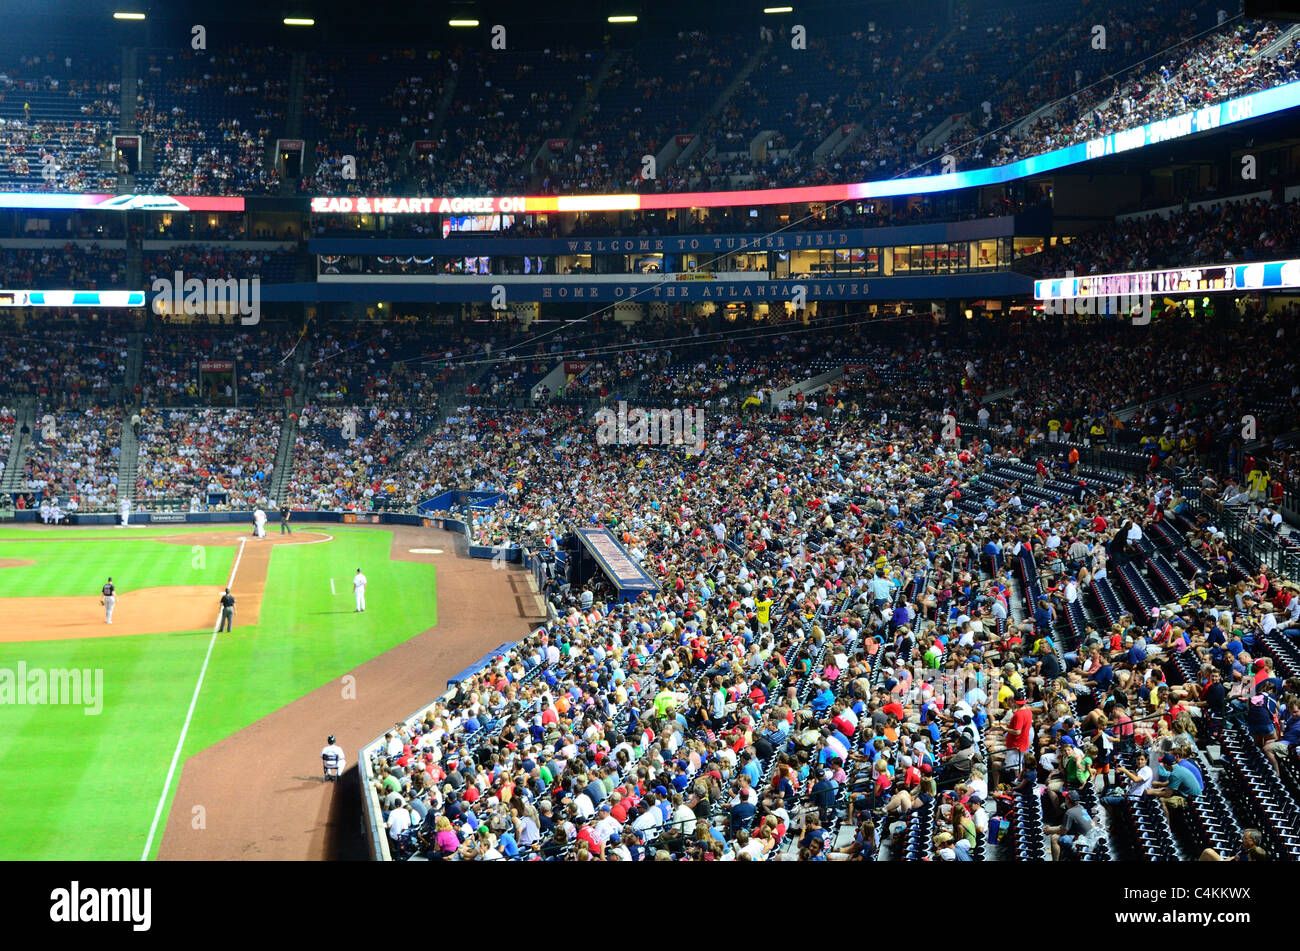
101, 577, 116, 624
218, 588, 236, 632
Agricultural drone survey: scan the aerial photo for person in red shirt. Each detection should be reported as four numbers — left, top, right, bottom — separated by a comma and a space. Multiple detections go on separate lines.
575, 822, 603, 857
992, 690, 1034, 787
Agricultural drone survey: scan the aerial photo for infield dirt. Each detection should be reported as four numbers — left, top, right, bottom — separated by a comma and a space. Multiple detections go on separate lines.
0, 531, 332, 644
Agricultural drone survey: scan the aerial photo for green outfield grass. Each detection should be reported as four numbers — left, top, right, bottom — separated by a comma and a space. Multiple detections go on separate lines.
0, 524, 438, 860
0, 537, 236, 597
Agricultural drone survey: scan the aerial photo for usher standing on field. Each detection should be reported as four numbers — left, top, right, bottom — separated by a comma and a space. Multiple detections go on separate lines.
218, 587, 236, 632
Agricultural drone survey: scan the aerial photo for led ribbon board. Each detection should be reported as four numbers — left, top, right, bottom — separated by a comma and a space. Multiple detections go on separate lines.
1034, 258, 1300, 300
0, 194, 244, 211
310, 81, 1300, 214
0, 290, 147, 307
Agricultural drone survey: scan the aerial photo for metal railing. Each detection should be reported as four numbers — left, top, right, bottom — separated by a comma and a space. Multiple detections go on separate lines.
1188, 494, 1300, 579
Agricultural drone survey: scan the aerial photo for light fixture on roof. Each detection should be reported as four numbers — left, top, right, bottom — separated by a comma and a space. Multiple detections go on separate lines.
448, 19, 481, 26
608, 15, 638, 23
283, 17, 316, 26
763, 6, 794, 12
113, 11, 146, 20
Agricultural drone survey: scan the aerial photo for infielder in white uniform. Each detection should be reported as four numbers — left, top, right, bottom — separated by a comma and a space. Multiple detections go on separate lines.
353, 568, 367, 612
119, 497, 131, 527
253, 507, 267, 538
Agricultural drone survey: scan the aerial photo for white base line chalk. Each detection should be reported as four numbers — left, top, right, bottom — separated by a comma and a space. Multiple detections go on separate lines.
141, 536, 246, 860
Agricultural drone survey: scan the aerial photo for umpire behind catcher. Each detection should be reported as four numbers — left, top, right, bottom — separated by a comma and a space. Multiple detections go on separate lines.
218, 587, 236, 632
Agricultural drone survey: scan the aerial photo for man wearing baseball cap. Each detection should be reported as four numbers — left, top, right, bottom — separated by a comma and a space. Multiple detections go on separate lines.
1044, 789, 1092, 860
321, 734, 345, 780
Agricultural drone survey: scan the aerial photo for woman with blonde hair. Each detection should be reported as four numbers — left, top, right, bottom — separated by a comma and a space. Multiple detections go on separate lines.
1171, 710, 1198, 746
431, 815, 460, 858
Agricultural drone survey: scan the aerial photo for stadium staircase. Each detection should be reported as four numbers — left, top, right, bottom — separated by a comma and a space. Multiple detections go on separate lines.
1115, 382, 1215, 424
0, 401, 36, 494
280, 52, 308, 196
118, 48, 140, 191
527, 51, 622, 191
266, 337, 311, 505
1253, 23, 1300, 62
267, 411, 298, 507
113, 331, 145, 504
116, 415, 141, 505
673, 43, 769, 177
415, 62, 460, 172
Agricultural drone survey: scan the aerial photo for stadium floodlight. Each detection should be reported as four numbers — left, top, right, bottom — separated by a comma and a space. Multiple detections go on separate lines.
448, 19, 480, 26
113, 11, 146, 19
763, 6, 794, 12
283, 17, 316, 26
608, 15, 638, 23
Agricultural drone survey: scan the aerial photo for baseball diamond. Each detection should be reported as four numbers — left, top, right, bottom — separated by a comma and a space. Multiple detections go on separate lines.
0, 521, 539, 860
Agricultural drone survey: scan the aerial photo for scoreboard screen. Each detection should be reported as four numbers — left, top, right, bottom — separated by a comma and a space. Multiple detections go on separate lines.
0, 289, 146, 308
1036, 258, 1300, 300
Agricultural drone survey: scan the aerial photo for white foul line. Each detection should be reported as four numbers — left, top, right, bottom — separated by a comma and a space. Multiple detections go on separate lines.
141, 536, 246, 861
330, 578, 336, 595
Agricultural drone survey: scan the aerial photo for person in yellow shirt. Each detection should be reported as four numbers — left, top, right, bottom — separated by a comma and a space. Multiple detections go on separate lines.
1089, 421, 1106, 445
1047, 418, 1062, 442
755, 594, 775, 635
1248, 466, 1271, 500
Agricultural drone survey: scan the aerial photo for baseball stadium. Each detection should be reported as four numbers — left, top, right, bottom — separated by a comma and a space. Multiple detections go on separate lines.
4, 0, 1300, 887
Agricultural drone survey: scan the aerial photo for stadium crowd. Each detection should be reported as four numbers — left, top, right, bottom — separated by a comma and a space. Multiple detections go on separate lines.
140, 327, 299, 407
0, 326, 129, 406
20, 406, 121, 511
364, 397, 1300, 861
286, 403, 430, 511
135, 406, 281, 510
1, 4, 1293, 199
0, 244, 127, 289
1021, 196, 1300, 275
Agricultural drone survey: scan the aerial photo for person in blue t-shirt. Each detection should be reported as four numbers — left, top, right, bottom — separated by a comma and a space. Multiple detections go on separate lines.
497, 830, 519, 858
1151, 750, 1202, 821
